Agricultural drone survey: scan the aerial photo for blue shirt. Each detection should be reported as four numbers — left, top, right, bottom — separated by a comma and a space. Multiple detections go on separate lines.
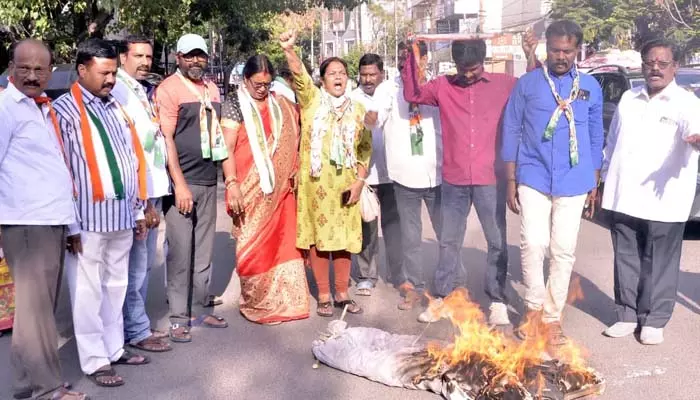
501, 67, 604, 197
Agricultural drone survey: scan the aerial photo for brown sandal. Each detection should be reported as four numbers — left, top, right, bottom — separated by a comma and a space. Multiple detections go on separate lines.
317, 301, 334, 317
50, 388, 90, 400
334, 299, 363, 314
111, 350, 150, 366
86, 367, 124, 387
130, 335, 172, 352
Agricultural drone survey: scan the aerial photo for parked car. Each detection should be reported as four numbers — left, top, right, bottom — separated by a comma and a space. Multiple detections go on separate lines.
589, 65, 700, 221
0, 64, 77, 99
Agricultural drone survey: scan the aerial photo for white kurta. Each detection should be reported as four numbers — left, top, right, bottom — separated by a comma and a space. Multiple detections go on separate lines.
602, 81, 700, 223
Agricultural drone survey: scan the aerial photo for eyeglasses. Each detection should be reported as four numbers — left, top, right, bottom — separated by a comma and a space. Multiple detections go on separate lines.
643, 60, 674, 70
248, 80, 272, 90
14, 66, 50, 78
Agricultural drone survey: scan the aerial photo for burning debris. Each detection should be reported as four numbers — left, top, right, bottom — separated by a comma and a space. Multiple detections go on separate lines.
311, 289, 605, 400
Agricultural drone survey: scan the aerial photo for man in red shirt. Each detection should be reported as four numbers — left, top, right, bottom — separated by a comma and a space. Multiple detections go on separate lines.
402, 39, 518, 326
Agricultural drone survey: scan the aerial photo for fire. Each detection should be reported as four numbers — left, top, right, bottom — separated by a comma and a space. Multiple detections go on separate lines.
423, 288, 591, 393
567, 275, 585, 305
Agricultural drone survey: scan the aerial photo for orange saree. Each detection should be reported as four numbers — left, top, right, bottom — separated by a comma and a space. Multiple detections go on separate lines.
227, 94, 309, 324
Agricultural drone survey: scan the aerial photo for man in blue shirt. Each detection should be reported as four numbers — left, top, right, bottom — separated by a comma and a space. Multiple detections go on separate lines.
501, 20, 604, 348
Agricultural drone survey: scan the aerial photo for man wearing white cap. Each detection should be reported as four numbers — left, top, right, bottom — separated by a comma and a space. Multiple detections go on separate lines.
156, 33, 237, 342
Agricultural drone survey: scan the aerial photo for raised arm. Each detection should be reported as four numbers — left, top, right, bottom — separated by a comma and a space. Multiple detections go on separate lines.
280, 30, 318, 109
401, 45, 439, 106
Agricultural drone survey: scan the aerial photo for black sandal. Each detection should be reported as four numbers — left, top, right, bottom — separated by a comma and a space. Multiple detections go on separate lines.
333, 299, 363, 314
86, 368, 124, 387
111, 350, 150, 366
317, 301, 334, 317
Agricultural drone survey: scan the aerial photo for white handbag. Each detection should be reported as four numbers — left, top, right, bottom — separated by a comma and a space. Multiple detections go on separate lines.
360, 184, 380, 222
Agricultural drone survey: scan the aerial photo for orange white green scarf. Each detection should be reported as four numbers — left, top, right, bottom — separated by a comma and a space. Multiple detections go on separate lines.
409, 42, 426, 156
70, 83, 147, 202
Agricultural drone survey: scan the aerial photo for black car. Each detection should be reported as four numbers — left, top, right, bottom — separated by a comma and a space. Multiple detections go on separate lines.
589, 65, 700, 221
0, 64, 78, 100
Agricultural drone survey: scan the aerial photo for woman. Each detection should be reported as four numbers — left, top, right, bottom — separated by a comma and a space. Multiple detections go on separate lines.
222, 54, 310, 325
280, 31, 372, 317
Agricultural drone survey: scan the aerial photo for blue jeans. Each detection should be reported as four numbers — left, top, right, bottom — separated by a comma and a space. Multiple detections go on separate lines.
123, 207, 160, 344
393, 183, 441, 290
434, 182, 508, 300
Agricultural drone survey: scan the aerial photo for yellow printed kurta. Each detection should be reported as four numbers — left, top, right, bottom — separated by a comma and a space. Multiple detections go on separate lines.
294, 72, 372, 253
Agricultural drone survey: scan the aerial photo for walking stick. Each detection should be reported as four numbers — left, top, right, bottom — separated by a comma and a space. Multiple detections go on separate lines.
186, 211, 196, 327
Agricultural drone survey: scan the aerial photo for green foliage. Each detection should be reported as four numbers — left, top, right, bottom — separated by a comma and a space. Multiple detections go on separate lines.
551, 0, 700, 54
0, 0, 366, 68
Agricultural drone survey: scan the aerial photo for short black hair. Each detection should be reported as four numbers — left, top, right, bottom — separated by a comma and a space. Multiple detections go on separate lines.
243, 54, 275, 79
10, 39, 54, 65
641, 37, 681, 63
76, 39, 117, 71
277, 62, 293, 80
358, 53, 383, 71
546, 20, 584, 47
115, 35, 152, 56
319, 57, 348, 78
451, 39, 486, 66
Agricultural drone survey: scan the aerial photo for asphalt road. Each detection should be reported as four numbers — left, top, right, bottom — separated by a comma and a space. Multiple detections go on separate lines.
2, 185, 699, 400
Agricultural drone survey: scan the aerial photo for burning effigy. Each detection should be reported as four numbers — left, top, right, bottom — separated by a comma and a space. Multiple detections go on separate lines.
312, 289, 605, 400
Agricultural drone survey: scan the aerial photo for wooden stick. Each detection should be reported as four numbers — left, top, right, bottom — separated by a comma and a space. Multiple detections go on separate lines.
339, 304, 348, 322
413, 33, 497, 42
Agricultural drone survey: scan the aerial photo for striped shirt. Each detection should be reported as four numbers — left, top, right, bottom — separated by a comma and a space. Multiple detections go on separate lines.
54, 84, 144, 233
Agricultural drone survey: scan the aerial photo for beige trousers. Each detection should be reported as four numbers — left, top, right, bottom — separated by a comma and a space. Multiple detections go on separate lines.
518, 185, 587, 323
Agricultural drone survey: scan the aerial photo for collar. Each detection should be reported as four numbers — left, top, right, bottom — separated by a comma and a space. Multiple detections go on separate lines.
636, 80, 679, 101
118, 68, 140, 87
6, 82, 48, 104
479, 71, 493, 82
77, 82, 116, 106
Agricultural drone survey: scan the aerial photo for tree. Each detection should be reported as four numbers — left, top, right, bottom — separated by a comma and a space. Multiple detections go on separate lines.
551, 0, 700, 54
0, 0, 366, 68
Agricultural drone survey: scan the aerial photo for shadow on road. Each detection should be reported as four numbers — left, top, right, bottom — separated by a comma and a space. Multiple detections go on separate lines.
677, 270, 700, 315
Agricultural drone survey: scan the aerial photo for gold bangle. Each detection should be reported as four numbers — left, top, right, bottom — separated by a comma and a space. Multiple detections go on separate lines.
226, 181, 238, 190
225, 176, 238, 185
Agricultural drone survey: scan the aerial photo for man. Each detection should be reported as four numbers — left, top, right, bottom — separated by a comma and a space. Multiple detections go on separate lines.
112, 35, 172, 353
54, 38, 150, 387
601, 38, 700, 345
501, 20, 604, 347
271, 62, 296, 103
402, 39, 516, 326
350, 53, 403, 296
372, 42, 442, 310
0, 39, 88, 400
157, 33, 236, 342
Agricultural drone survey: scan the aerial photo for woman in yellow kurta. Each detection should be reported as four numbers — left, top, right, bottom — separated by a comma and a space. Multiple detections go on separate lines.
280, 30, 372, 317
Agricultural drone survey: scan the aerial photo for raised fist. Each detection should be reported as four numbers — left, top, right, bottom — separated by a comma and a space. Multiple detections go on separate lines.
279, 30, 297, 51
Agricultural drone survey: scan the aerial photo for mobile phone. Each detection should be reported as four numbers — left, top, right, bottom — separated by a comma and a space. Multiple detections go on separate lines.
341, 190, 351, 205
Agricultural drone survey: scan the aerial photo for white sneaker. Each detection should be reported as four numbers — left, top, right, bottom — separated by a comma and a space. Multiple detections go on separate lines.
488, 302, 511, 326
640, 327, 664, 345
417, 298, 445, 323
603, 322, 637, 338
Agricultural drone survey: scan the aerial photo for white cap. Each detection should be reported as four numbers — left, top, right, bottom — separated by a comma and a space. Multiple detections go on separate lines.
176, 34, 208, 55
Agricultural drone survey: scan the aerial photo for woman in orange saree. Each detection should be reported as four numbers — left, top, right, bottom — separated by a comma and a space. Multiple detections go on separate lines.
223, 55, 310, 325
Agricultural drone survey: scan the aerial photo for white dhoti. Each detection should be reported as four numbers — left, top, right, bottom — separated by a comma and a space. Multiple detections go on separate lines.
65, 229, 133, 375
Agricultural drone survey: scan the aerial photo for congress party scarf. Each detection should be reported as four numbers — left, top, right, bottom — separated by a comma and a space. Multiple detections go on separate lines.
542, 64, 580, 166
409, 42, 425, 156
70, 83, 147, 202
176, 71, 228, 161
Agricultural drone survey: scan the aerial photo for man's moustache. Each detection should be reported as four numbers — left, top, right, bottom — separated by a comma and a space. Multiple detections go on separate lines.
23, 80, 40, 86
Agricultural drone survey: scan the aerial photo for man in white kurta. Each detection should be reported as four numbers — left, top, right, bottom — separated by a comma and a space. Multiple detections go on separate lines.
601, 39, 700, 345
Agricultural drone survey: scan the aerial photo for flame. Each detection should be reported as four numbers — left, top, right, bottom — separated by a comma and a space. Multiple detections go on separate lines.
567, 275, 585, 305
424, 288, 591, 391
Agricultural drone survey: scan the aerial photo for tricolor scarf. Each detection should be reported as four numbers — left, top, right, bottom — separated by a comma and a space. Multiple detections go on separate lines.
116, 69, 167, 168
176, 71, 228, 161
237, 87, 284, 195
310, 89, 357, 178
70, 83, 147, 202
409, 42, 426, 156
34, 95, 77, 198
542, 64, 581, 166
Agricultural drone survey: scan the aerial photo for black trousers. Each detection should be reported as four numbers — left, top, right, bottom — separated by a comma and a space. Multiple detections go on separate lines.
610, 211, 685, 328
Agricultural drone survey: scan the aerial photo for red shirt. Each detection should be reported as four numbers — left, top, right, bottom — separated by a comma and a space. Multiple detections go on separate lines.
402, 57, 516, 186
